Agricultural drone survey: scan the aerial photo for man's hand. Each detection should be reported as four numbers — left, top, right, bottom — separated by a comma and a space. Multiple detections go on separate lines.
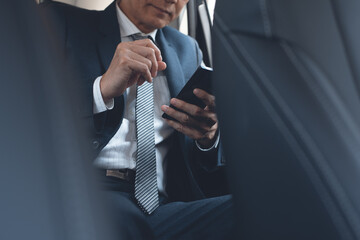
161, 88, 218, 149
100, 39, 167, 102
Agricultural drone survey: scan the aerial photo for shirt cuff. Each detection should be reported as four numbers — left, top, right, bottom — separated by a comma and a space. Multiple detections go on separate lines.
93, 76, 114, 114
195, 131, 220, 152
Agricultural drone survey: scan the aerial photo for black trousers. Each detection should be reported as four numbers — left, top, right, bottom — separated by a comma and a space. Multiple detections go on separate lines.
101, 174, 235, 240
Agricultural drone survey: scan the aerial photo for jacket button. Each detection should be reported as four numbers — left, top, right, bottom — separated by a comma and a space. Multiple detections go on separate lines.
92, 140, 100, 149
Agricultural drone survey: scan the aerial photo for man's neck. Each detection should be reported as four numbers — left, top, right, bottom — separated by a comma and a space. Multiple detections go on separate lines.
116, 2, 157, 40
117, 0, 155, 34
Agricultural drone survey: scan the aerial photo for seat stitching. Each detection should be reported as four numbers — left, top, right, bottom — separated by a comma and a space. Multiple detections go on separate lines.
259, 0, 272, 37
213, 16, 353, 237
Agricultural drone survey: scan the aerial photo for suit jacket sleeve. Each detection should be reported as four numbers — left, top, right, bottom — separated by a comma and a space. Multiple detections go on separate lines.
39, 2, 125, 157
186, 39, 228, 197
191, 40, 225, 170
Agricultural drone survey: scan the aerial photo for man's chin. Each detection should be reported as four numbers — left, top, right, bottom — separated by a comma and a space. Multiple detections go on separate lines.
144, 21, 168, 32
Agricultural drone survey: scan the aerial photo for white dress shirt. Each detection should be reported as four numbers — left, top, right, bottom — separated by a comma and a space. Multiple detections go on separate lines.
93, 5, 218, 193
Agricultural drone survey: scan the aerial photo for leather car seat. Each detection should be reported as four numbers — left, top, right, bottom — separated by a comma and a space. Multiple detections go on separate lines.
212, 0, 360, 239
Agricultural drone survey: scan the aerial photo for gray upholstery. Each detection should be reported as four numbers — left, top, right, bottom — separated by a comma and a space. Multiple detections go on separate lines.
213, 0, 360, 239
0, 1, 120, 239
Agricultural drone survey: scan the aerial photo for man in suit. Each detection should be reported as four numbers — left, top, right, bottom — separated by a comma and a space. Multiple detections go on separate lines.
42, 0, 233, 239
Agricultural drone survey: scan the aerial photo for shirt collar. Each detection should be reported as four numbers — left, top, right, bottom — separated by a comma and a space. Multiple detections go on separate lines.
116, 3, 157, 40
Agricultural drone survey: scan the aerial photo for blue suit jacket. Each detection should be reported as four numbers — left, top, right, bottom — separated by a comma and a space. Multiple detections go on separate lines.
42, 1, 227, 201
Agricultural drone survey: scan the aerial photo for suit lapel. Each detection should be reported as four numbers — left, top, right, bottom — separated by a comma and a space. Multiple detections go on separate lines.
96, 2, 127, 101
96, 1, 120, 72
156, 29, 185, 98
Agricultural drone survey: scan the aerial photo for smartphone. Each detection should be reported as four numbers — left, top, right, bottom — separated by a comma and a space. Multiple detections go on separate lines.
162, 64, 213, 121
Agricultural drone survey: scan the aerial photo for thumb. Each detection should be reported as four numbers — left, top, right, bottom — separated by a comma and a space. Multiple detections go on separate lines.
158, 61, 167, 71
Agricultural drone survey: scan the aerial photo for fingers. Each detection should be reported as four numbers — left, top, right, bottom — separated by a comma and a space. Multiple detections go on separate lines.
161, 103, 216, 134
158, 61, 167, 72
127, 44, 159, 78
164, 118, 217, 141
101, 39, 166, 99
162, 105, 206, 131
193, 88, 216, 111
136, 74, 146, 86
165, 118, 202, 139
161, 88, 219, 145
118, 40, 167, 80
131, 39, 168, 74
126, 58, 153, 84
169, 98, 217, 125
132, 38, 162, 62
123, 50, 154, 83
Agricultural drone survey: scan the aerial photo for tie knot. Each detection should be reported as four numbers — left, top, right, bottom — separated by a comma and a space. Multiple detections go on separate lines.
130, 33, 155, 44
131, 33, 150, 40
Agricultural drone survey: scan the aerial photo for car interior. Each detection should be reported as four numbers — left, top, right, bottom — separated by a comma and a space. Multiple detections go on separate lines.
1, 0, 359, 239
0, 1, 126, 239
213, 0, 360, 239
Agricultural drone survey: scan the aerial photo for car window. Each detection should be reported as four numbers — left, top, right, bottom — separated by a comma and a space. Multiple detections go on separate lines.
206, 0, 216, 24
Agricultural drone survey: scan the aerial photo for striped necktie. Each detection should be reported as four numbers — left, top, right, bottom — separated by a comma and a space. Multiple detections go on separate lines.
131, 33, 159, 214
